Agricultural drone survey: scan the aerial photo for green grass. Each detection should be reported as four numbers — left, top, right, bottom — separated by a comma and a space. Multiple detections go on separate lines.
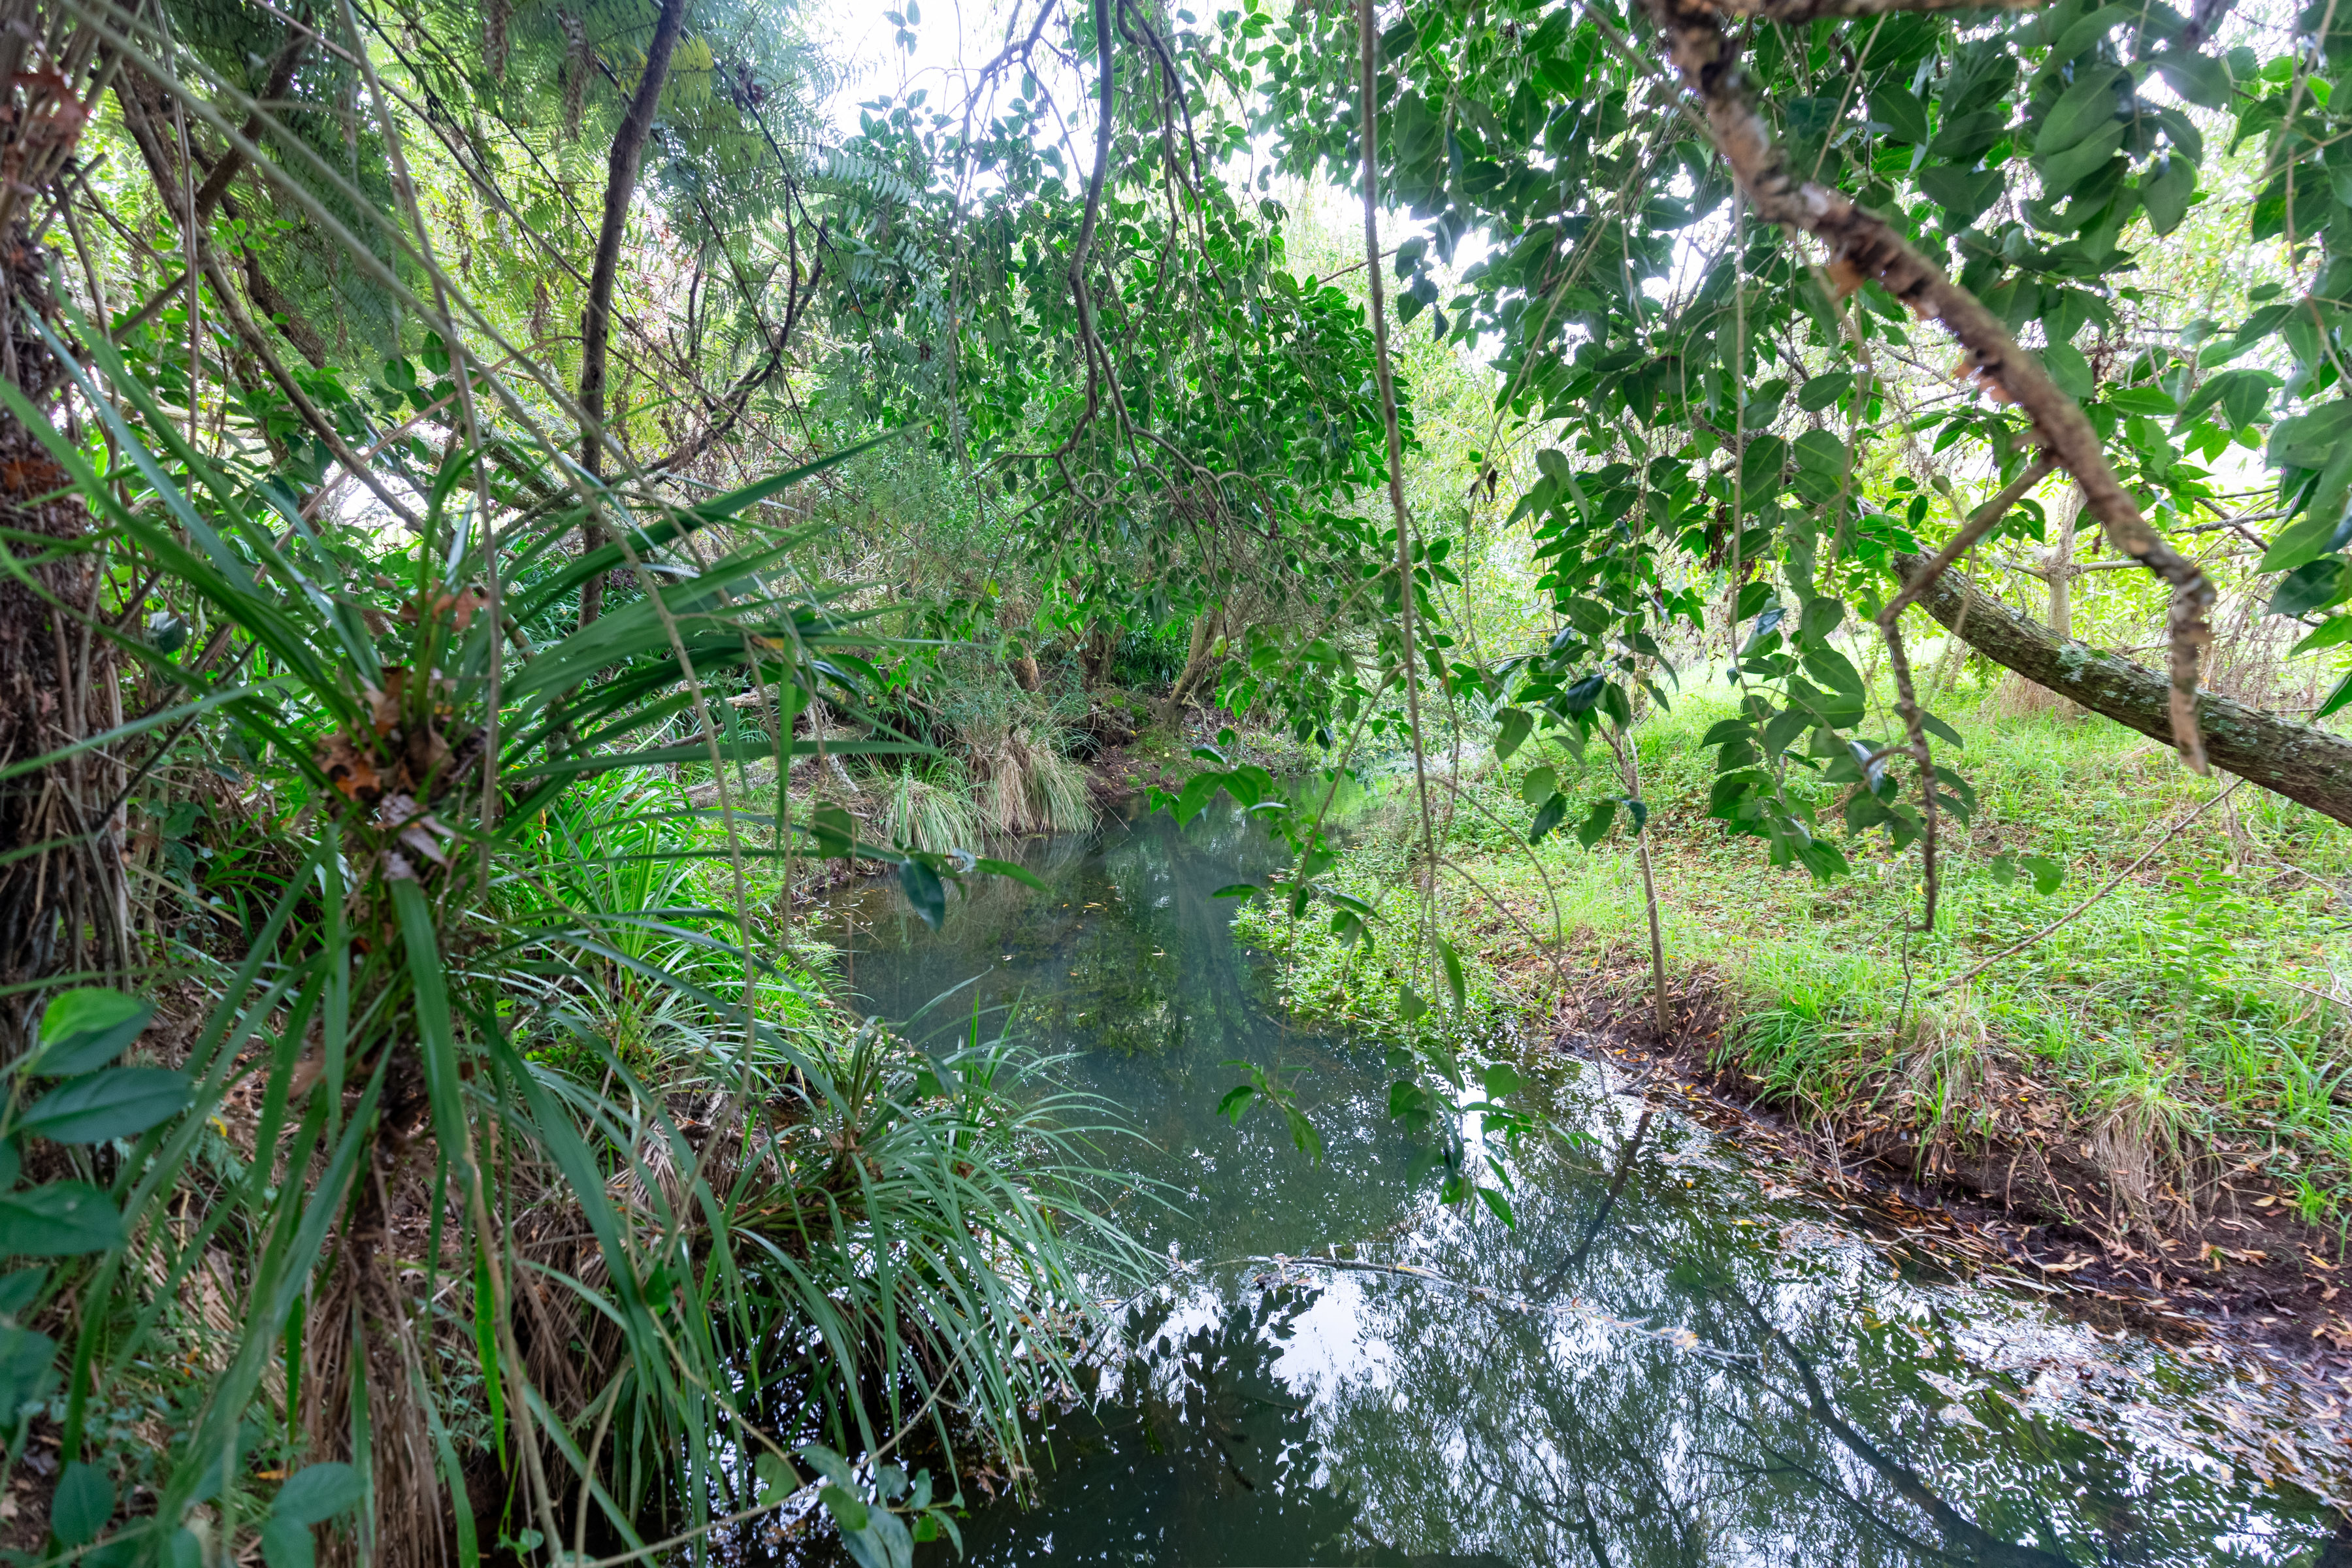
1241, 674, 2352, 1228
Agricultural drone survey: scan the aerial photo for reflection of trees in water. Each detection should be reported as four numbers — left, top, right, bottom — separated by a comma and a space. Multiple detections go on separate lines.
1311, 1122, 2337, 1567
934, 1285, 1384, 1567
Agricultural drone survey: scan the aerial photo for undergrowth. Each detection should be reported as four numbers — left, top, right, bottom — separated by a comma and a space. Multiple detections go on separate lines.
1240, 671, 2352, 1228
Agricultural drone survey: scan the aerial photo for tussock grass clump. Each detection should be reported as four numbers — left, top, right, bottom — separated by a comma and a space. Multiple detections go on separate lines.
881, 764, 988, 854
975, 725, 1096, 836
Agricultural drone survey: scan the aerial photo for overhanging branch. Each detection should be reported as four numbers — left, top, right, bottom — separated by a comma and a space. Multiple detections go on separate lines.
1897, 552, 2352, 827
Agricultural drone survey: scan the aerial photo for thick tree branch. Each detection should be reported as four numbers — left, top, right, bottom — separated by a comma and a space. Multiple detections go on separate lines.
1897, 552, 2352, 826
578, 0, 690, 626
190, 31, 304, 226
1642, 0, 2216, 772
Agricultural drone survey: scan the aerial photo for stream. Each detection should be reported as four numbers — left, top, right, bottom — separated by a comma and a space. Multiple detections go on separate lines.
815, 802, 2352, 1566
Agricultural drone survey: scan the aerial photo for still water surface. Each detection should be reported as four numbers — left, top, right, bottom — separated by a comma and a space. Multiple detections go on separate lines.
821, 804, 2351, 1566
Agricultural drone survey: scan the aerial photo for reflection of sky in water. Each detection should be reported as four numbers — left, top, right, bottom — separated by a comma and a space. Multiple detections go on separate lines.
813, 806, 2350, 1567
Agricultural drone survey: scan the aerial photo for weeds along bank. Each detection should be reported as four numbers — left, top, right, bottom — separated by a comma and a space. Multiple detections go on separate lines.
17, 751, 1142, 1568
1234, 681, 2352, 1318
0, 357, 1151, 1563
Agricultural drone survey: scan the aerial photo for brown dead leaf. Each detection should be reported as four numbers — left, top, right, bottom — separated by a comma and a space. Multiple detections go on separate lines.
318, 734, 382, 803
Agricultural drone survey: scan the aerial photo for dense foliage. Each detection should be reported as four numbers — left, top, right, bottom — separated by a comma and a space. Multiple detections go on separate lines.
0, 0, 2347, 1560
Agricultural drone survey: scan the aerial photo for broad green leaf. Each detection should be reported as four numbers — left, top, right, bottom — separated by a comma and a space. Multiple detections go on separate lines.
1574, 798, 1618, 849
1398, 986, 1432, 1022
2317, 667, 2352, 720
16, 1070, 190, 1145
2269, 559, 2349, 618
2042, 340, 2095, 401
2259, 493, 2352, 574
2142, 152, 2196, 235
2036, 66, 2127, 157
899, 860, 947, 929
1493, 706, 1534, 760
1174, 769, 1226, 823
1528, 792, 1569, 844
1797, 372, 1854, 412
274, 1465, 363, 1526
52, 1461, 113, 1548
0, 1184, 122, 1256
1519, 765, 1558, 806
1439, 938, 1466, 1013
261, 1517, 315, 1568
2288, 614, 2352, 655
1866, 87, 1928, 144
31, 990, 153, 1077
819, 1484, 870, 1533
972, 858, 1049, 891
2268, 403, 2352, 470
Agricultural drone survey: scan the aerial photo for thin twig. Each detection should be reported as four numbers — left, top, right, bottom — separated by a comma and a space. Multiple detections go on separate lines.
1933, 779, 2246, 994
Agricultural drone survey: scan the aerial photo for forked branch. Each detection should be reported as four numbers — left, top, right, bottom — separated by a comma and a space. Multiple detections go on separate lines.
1641, 0, 2216, 772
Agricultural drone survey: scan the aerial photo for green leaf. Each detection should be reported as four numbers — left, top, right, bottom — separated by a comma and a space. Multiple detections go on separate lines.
2152, 48, 2232, 108
1210, 883, 1261, 899
1173, 769, 1226, 823
31, 990, 152, 1077
1439, 939, 1467, 1013
1867, 87, 1929, 144
273, 1465, 363, 1527
2020, 854, 2066, 896
1217, 1084, 1257, 1124
1480, 1062, 1520, 1098
0, 1326, 55, 1414
2268, 402, 2352, 470
2141, 152, 2196, 235
2269, 559, 2349, 618
1989, 853, 2017, 887
52, 1462, 114, 1548
1919, 711, 1965, 748
1797, 372, 1854, 413
898, 860, 947, 930
1917, 165, 2004, 221
1739, 433, 1786, 499
1528, 792, 1569, 844
2259, 492, 2352, 574
1518, 764, 1558, 806
972, 858, 1049, 891
1476, 1186, 1517, 1226
2037, 120, 2127, 201
0, 1183, 122, 1256
1801, 595, 1846, 640
2317, 667, 2352, 720
2036, 65, 2126, 158
2042, 340, 2096, 401
818, 1486, 875, 1533
1398, 986, 1431, 1022
2288, 614, 2352, 655
16, 1070, 190, 1145
1493, 706, 1534, 760
1574, 798, 1618, 849
754, 1453, 795, 1507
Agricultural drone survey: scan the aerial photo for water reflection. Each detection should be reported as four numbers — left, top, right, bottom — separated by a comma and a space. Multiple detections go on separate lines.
814, 806, 2350, 1567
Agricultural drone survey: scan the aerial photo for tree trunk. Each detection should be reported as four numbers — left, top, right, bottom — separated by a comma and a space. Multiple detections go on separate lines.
1897, 553, 2352, 826
1162, 612, 1217, 717
0, 59, 128, 1024
2045, 487, 2081, 640
577, 0, 691, 627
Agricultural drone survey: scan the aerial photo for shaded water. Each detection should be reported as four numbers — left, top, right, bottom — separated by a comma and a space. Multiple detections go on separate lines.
820, 805, 2352, 1566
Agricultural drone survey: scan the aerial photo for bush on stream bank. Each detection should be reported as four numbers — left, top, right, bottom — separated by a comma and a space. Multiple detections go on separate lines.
1235, 682, 2352, 1239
